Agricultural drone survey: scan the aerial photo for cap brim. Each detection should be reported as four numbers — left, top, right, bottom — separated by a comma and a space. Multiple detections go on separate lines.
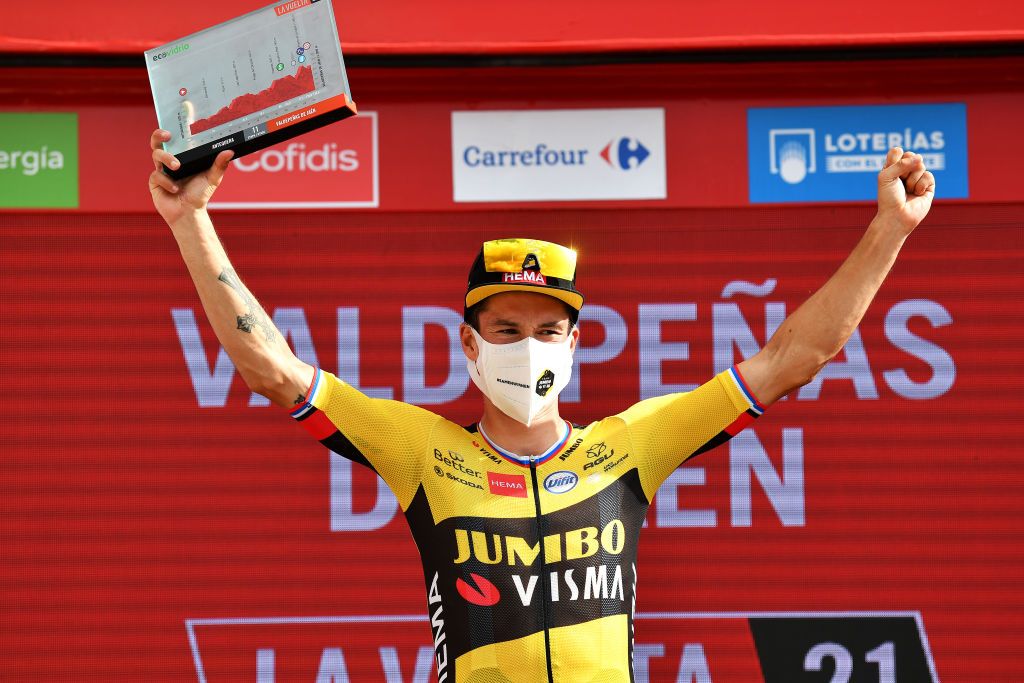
466, 284, 584, 311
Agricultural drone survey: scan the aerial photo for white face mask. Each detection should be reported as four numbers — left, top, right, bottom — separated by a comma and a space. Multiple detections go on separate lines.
467, 327, 574, 427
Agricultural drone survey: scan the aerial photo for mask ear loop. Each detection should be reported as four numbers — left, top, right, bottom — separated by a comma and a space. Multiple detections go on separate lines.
467, 327, 487, 380
563, 322, 579, 360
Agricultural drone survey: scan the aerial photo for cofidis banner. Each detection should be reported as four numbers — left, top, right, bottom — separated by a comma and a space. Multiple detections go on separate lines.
747, 103, 968, 204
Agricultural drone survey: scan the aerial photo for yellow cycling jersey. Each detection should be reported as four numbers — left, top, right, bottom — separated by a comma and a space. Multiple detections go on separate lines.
290, 366, 765, 683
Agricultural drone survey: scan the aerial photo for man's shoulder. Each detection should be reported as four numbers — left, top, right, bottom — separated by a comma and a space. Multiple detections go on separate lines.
311, 369, 448, 429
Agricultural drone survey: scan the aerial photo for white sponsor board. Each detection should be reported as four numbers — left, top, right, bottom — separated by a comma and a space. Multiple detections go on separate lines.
451, 108, 666, 202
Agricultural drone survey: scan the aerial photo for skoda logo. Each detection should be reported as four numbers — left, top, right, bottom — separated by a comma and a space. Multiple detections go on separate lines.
543, 470, 578, 494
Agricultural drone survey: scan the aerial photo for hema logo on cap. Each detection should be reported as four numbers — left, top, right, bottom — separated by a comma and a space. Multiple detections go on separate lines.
452, 108, 666, 202
503, 271, 546, 285
748, 103, 968, 203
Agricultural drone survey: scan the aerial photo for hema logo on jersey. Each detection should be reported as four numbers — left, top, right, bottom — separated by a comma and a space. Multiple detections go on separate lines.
452, 108, 666, 202
488, 472, 527, 497
748, 103, 968, 203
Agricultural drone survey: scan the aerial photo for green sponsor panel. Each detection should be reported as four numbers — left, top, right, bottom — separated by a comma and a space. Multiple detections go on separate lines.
0, 112, 78, 208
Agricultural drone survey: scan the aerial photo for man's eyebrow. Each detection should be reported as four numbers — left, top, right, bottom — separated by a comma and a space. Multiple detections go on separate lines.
487, 318, 566, 328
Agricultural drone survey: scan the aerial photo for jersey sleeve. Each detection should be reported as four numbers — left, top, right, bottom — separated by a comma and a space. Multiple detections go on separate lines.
614, 365, 767, 499
287, 367, 441, 509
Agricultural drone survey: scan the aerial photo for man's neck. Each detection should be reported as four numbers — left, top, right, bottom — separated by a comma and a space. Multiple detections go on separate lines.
478, 399, 567, 458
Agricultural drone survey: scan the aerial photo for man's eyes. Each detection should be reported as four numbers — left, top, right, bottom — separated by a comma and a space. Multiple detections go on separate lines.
495, 328, 561, 336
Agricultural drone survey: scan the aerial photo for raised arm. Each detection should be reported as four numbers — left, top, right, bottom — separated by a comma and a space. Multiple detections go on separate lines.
148, 129, 312, 407
738, 147, 937, 405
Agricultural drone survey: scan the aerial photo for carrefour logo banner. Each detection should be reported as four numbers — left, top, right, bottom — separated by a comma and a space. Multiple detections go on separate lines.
747, 103, 968, 204
451, 108, 666, 202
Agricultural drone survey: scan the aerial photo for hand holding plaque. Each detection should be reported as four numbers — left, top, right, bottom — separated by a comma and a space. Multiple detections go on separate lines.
148, 128, 235, 226
145, 0, 356, 180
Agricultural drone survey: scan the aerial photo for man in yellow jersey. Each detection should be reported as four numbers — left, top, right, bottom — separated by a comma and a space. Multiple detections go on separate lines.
148, 129, 935, 683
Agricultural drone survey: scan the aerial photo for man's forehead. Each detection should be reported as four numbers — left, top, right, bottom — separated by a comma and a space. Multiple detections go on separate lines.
477, 292, 571, 321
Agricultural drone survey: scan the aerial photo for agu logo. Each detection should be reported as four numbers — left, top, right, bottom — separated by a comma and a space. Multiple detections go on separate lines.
601, 137, 651, 170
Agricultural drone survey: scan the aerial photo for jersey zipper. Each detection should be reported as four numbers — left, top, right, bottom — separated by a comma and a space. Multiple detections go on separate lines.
529, 455, 556, 683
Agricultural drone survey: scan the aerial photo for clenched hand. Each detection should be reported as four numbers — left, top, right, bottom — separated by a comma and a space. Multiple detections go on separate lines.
875, 146, 936, 236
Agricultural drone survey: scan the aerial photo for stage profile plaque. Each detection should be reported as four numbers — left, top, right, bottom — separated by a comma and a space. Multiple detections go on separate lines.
145, 0, 357, 180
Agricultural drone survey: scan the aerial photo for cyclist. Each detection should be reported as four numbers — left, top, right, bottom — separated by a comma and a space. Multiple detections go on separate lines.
149, 129, 934, 682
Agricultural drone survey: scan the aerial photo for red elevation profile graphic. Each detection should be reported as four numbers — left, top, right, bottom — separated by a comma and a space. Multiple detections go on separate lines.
189, 65, 315, 135
456, 573, 501, 606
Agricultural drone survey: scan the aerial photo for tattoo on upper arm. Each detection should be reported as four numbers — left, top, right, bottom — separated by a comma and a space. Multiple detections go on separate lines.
294, 394, 305, 405
217, 267, 277, 342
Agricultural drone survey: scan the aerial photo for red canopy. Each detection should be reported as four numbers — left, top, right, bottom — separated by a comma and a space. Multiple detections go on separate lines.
3, 0, 1023, 56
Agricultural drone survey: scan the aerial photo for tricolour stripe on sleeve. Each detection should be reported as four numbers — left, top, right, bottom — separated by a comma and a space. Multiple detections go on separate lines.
282, 369, 375, 472
289, 367, 325, 420
727, 366, 765, 415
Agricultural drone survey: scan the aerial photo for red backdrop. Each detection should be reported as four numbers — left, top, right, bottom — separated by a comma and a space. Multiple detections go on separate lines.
3, 0, 1024, 56
2, 50, 1024, 681
2, 201, 1022, 680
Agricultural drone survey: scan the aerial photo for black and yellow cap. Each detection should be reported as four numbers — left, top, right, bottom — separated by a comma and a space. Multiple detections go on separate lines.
465, 238, 584, 314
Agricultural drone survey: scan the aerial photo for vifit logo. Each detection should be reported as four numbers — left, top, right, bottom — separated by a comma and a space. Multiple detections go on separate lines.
544, 470, 578, 494
0, 113, 77, 208
600, 137, 651, 170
